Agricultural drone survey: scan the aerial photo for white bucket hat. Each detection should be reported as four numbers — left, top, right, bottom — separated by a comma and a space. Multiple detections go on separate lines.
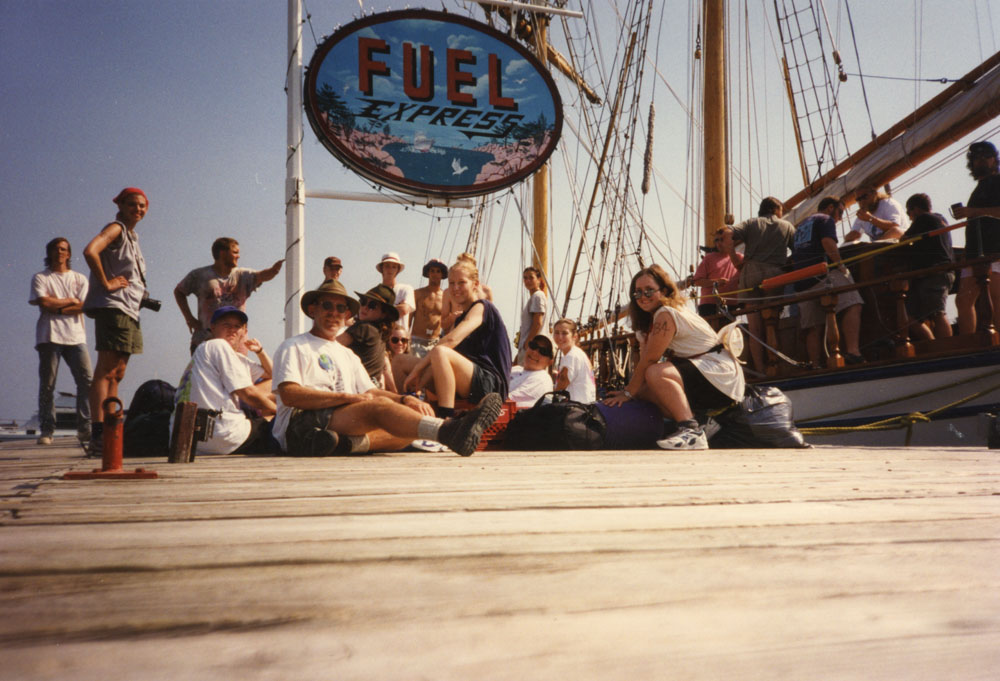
376, 252, 405, 273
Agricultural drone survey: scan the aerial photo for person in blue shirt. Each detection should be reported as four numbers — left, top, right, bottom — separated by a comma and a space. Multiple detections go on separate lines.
790, 196, 864, 366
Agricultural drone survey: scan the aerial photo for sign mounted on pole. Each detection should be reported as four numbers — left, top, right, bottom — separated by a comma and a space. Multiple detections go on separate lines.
304, 9, 563, 198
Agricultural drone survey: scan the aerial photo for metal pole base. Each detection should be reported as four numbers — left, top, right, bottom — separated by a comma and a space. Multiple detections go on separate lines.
63, 468, 158, 480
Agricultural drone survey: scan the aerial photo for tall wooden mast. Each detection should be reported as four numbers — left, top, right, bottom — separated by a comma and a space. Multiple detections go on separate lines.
702, 0, 727, 247
531, 15, 550, 279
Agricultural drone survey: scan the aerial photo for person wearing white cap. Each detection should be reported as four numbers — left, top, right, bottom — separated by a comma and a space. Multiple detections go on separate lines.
377, 252, 415, 331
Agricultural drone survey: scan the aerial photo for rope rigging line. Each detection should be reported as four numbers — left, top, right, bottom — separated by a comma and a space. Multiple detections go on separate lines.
843, 0, 876, 140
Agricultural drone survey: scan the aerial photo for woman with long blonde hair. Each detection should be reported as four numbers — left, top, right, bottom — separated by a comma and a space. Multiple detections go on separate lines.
401, 259, 510, 417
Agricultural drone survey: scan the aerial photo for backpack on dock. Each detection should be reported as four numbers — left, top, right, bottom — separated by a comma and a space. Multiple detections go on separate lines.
503, 391, 607, 450
123, 379, 176, 457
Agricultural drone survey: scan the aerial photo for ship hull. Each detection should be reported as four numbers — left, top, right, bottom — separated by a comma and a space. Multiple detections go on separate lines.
765, 348, 1000, 447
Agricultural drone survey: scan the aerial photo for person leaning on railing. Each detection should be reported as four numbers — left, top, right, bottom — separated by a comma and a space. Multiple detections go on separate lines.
901, 193, 955, 341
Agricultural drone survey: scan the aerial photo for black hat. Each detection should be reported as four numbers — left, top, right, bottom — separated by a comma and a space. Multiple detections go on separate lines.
422, 259, 448, 278
354, 284, 400, 322
968, 141, 998, 159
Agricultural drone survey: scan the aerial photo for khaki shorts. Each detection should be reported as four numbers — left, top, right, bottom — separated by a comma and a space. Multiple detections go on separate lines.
797, 270, 864, 329
738, 261, 785, 299
93, 308, 143, 354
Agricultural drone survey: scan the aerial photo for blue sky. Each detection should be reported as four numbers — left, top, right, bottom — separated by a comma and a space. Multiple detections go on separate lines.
1, 1, 997, 422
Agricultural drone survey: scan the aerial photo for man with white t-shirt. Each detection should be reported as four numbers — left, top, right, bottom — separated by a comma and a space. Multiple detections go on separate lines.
172, 306, 277, 454
271, 279, 502, 457
29, 238, 93, 445
843, 185, 909, 243
376, 252, 416, 331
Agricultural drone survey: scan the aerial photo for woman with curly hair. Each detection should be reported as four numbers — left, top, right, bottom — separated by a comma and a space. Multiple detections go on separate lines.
602, 264, 744, 450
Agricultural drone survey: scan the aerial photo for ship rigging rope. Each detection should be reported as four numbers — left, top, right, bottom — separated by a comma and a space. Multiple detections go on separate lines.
843, 0, 877, 140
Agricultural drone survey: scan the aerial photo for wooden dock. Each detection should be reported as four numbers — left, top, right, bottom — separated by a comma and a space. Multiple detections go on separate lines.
2, 436, 999, 680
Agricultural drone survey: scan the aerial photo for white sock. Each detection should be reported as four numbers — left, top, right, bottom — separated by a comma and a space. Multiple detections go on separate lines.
417, 416, 445, 440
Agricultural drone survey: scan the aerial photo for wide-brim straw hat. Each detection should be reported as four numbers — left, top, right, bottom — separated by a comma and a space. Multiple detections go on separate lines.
300, 279, 360, 318
355, 284, 400, 322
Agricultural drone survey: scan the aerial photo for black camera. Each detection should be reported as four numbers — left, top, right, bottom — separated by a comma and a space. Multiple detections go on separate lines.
140, 296, 162, 312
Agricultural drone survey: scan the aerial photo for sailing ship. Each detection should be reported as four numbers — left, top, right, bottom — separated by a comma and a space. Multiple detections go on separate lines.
300, 1, 1000, 446
471, 1, 1000, 446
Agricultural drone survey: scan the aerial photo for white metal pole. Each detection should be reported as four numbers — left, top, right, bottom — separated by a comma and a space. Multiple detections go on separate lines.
285, 0, 306, 338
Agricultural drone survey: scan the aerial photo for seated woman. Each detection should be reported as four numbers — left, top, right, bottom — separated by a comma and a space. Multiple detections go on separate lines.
552, 318, 597, 403
338, 284, 398, 391
401, 259, 510, 415
602, 264, 744, 450
440, 252, 493, 332
387, 323, 410, 391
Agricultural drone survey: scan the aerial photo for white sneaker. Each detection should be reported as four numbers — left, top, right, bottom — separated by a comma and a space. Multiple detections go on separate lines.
656, 427, 708, 450
36, 435, 53, 445
409, 439, 450, 453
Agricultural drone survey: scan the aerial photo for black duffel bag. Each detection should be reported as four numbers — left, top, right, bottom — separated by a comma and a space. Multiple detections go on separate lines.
504, 391, 607, 450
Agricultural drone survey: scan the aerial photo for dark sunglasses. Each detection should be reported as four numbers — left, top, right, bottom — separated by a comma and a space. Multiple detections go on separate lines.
390, 336, 409, 345
320, 300, 349, 313
362, 300, 381, 311
632, 287, 663, 300
527, 341, 553, 357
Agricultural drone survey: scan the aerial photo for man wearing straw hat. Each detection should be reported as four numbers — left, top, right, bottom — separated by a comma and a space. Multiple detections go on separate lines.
271, 279, 502, 456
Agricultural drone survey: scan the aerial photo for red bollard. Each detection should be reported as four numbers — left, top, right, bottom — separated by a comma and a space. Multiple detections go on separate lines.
101, 397, 125, 472
63, 397, 158, 480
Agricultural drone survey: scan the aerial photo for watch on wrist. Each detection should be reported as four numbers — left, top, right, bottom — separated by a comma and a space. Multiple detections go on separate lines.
622, 389, 633, 399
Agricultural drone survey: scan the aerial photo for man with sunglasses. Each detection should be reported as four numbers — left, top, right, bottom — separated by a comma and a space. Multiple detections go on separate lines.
507, 333, 556, 408
843, 185, 908, 243
271, 279, 503, 456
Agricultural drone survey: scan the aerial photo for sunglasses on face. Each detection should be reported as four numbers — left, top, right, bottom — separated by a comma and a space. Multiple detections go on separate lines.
362, 300, 381, 311
390, 336, 409, 345
632, 287, 663, 300
527, 341, 553, 357
319, 300, 349, 313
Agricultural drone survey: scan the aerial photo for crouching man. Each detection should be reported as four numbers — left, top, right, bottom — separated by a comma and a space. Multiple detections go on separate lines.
271, 280, 502, 456
173, 306, 277, 454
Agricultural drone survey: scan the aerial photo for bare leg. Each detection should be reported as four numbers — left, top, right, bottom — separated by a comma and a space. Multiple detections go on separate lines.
89, 350, 129, 423
804, 327, 822, 366
840, 303, 862, 356
988, 275, 1000, 330
427, 346, 476, 409
635, 362, 694, 422
932, 312, 953, 338
957, 275, 978, 335
328, 397, 422, 439
391, 353, 421, 393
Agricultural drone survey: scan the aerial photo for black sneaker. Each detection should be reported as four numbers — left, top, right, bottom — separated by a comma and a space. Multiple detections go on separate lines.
86, 437, 103, 459
436, 393, 503, 456
307, 428, 351, 457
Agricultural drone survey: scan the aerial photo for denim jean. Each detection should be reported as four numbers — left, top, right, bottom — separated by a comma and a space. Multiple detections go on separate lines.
37, 342, 93, 436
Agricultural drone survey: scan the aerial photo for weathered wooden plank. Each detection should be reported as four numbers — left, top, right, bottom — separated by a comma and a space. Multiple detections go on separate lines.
1, 438, 998, 680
